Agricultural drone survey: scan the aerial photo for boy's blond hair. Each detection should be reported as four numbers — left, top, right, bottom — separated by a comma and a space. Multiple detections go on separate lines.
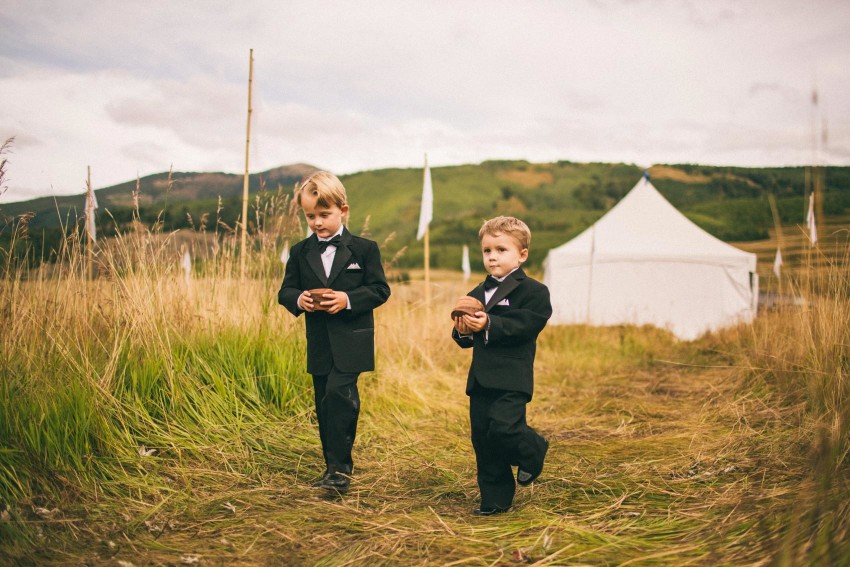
296, 171, 348, 211
478, 216, 531, 250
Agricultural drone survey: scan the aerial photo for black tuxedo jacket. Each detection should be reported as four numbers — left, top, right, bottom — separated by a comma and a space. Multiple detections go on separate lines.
278, 227, 390, 375
452, 268, 552, 398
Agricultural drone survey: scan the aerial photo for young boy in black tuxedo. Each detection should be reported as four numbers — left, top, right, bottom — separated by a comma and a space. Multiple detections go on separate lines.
452, 216, 552, 515
279, 171, 391, 493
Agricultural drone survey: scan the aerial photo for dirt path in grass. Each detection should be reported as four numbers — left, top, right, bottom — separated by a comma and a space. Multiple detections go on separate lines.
43, 340, 803, 566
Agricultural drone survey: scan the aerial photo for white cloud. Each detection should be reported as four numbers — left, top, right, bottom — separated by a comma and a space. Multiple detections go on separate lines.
1, 0, 849, 202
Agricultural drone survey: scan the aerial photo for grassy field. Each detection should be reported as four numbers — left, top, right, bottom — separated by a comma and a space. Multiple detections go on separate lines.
1, 206, 849, 567
0, 141, 848, 565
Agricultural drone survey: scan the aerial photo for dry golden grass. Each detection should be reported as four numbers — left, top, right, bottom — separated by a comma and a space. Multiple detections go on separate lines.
0, 182, 847, 564
732, 216, 849, 290
2, 259, 846, 565
496, 169, 555, 189
647, 165, 712, 184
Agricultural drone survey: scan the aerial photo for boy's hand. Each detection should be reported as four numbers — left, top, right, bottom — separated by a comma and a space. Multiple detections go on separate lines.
298, 291, 316, 312
454, 316, 472, 335
321, 290, 349, 314
463, 311, 488, 332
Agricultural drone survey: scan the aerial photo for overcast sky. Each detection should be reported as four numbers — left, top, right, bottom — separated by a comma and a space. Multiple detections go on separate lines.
2, 0, 849, 203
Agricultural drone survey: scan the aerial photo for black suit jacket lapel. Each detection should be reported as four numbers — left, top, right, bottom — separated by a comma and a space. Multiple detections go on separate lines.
470, 284, 486, 305
327, 228, 353, 285
485, 268, 525, 311
305, 235, 328, 285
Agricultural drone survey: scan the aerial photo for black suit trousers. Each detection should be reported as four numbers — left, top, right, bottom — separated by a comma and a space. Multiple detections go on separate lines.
469, 382, 548, 509
312, 368, 360, 475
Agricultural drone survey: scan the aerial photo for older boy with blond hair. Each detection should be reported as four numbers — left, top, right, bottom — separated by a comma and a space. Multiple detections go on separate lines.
279, 171, 391, 493
453, 216, 552, 515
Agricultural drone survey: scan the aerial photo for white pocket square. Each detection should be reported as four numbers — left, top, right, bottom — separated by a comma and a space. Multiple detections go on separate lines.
347, 263, 361, 270
497, 298, 510, 306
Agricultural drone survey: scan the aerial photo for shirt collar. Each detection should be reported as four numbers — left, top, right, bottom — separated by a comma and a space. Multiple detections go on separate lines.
492, 267, 519, 282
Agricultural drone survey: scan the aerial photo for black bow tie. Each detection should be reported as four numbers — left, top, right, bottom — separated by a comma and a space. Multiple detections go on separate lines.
317, 235, 342, 253
483, 275, 502, 291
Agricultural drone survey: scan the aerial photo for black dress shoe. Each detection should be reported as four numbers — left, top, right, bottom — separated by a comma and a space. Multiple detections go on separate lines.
320, 472, 351, 492
311, 472, 330, 487
472, 506, 510, 516
517, 439, 549, 486
516, 469, 536, 485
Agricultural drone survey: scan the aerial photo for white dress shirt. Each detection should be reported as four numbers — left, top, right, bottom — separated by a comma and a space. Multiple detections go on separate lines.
316, 227, 351, 310
459, 267, 519, 341
484, 267, 518, 304
318, 226, 344, 278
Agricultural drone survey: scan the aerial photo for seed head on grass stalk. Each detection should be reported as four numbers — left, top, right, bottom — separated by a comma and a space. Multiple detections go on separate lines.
0, 137, 13, 199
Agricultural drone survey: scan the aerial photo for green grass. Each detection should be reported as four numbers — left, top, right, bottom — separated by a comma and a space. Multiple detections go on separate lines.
0, 154, 848, 564
1, 272, 847, 564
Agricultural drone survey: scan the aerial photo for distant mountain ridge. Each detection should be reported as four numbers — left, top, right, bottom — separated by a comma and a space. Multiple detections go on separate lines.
2, 160, 849, 271
0, 163, 318, 233
73, 163, 318, 208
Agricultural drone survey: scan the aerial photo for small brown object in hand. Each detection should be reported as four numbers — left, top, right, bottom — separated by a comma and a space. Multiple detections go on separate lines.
308, 288, 335, 311
451, 296, 485, 319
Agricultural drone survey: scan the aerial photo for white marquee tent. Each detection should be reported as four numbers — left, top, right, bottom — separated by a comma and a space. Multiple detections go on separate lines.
543, 176, 758, 340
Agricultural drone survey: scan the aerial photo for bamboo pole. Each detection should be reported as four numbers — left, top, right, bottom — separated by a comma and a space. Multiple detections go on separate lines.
420, 153, 432, 334
815, 165, 824, 250
240, 48, 254, 281
425, 226, 431, 316
767, 192, 783, 292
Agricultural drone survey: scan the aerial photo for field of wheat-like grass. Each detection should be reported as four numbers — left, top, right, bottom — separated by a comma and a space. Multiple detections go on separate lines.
0, 201, 848, 565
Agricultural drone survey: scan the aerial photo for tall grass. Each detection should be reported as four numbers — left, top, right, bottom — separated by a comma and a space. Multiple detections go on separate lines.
0, 187, 316, 553
1, 163, 848, 563
735, 236, 850, 565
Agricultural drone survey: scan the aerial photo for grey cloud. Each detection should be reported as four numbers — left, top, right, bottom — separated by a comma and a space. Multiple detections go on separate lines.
748, 82, 800, 103
3, 184, 47, 204
119, 141, 171, 168
105, 78, 244, 151
824, 144, 850, 160
701, 121, 809, 159
2, 132, 41, 150
682, 1, 744, 27
3, 0, 850, 200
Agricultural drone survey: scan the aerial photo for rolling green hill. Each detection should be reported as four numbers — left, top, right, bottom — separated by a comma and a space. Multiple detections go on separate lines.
2, 160, 849, 270
342, 161, 850, 269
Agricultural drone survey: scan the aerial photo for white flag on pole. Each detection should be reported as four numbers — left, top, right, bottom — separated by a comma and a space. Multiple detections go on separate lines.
85, 179, 98, 242
181, 250, 192, 285
417, 153, 433, 241
773, 247, 783, 278
280, 241, 290, 264
806, 193, 817, 244
462, 244, 471, 282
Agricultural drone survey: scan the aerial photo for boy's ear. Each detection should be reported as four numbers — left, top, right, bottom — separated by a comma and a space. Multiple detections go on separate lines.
519, 248, 529, 263
341, 203, 350, 215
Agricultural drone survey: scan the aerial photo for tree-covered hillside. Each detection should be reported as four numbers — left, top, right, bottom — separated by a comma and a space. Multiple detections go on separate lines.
2, 160, 848, 270
343, 161, 850, 269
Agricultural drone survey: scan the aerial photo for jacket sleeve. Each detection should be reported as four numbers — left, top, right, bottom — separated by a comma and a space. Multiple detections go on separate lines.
345, 240, 391, 315
486, 285, 552, 347
452, 328, 474, 349
278, 243, 305, 317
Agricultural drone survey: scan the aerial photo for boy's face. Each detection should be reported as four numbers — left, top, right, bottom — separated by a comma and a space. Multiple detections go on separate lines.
301, 192, 348, 239
481, 232, 528, 278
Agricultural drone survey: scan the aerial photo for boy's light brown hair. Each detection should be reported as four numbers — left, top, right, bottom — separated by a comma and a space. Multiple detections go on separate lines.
478, 216, 531, 250
296, 171, 348, 212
